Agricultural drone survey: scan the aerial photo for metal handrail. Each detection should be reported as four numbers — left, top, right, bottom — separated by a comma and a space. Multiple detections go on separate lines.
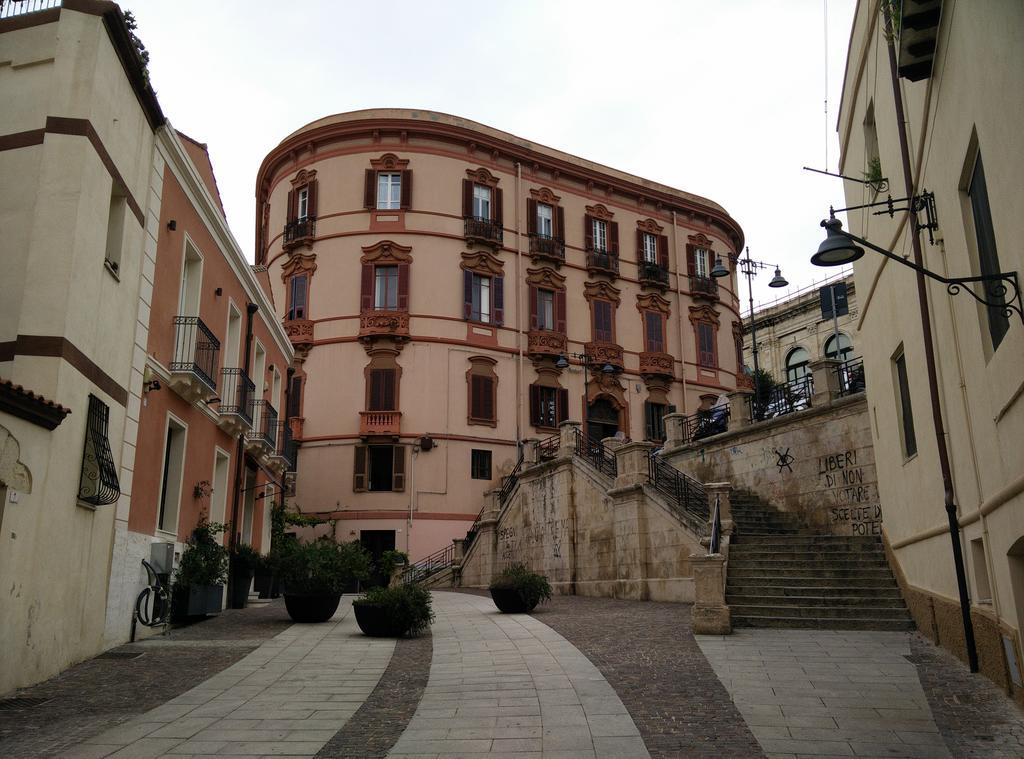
465, 216, 503, 244
708, 494, 722, 555
747, 373, 814, 422
219, 368, 255, 426
537, 433, 560, 460
689, 275, 719, 297
639, 261, 669, 285
572, 428, 617, 478
529, 234, 566, 261
247, 400, 277, 447
402, 543, 455, 585
498, 450, 525, 506
647, 450, 708, 529
284, 216, 316, 244
171, 316, 220, 391
834, 356, 866, 396
586, 249, 620, 275
678, 406, 731, 445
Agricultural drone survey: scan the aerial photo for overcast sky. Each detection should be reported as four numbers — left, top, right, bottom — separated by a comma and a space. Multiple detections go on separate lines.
129, 0, 857, 313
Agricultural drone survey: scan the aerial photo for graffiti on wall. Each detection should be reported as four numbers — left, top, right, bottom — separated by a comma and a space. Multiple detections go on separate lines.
818, 449, 881, 535
499, 518, 571, 563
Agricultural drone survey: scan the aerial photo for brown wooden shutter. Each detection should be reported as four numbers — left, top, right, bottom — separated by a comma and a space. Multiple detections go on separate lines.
477, 376, 495, 421
644, 402, 655, 441
463, 269, 474, 320
686, 245, 696, 277
529, 286, 539, 330
287, 376, 302, 418
636, 229, 645, 264
556, 387, 569, 424
368, 369, 381, 410
392, 445, 406, 491
353, 445, 367, 492
584, 214, 594, 250
462, 179, 473, 218
556, 207, 565, 240
658, 234, 669, 269
529, 384, 540, 426
555, 290, 567, 334
397, 264, 410, 310
609, 221, 619, 257
400, 170, 412, 210
493, 275, 504, 326
469, 375, 481, 419
364, 170, 376, 209
360, 263, 374, 312
307, 180, 318, 218
286, 189, 296, 224
527, 198, 537, 235
494, 187, 503, 224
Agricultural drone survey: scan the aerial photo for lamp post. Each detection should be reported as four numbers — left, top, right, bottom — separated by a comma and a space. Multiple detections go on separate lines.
812, 194, 1021, 675
711, 247, 789, 418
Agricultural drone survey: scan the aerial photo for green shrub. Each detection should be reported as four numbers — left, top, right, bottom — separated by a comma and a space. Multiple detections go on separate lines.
174, 520, 228, 588
231, 542, 260, 571
377, 549, 409, 578
354, 584, 434, 636
274, 537, 371, 595
489, 563, 552, 607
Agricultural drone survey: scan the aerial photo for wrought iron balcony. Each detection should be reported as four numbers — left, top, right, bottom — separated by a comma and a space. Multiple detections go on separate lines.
170, 316, 220, 399
529, 234, 565, 264
268, 419, 295, 472
747, 374, 813, 422
639, 351, 674, 379
834, 357, 866, 397
464, 216, 503, 246
586, 249, 619, 277
359, 309, 410, 342
218, 368, 255, 434
678, 406, 731, 445
283, 217, 316, 248
246, 399, 277, 453
639, 261, 669, 288
527, 329, 567, 360
689, 275, 719, 300
360, 410, 401, 436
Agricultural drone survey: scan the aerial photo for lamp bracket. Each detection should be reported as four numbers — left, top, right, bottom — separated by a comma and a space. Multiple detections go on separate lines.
829, 191, 939, 245
803, 166, 889, 194
946, 272, 1023, 324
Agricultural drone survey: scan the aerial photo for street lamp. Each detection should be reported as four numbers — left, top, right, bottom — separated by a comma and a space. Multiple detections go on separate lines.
711, 247, 789, 418
555, 352, 617, 384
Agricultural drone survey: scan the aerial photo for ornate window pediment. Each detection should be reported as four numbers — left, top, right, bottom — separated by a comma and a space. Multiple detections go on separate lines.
689, 304, 720, 326
585, 203, 614, 220
290, 169, 317, 188
370, 153, 410, 171
637, 292, 671, 316
280, 253, 317, 282
466, 167, 500, 187
529, 186, 562, 205
687, 232, 714, 248
637, 218, 664, 234
584, 280, 621, 306
360, 240, 413, 264
525, 266, 566, 292
460, 250, 504, 276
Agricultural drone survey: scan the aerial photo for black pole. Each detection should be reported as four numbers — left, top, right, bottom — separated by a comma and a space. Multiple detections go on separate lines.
744, 248, 761, 417
882, 9, 978, 672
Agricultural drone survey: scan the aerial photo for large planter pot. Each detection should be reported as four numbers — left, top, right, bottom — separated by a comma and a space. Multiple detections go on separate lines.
172, 584, 224, 622
229, 560, 255, 609
253, 566, 280, 599
489, 586, 538, 614
283, 593, 342, 623
353, 602, 406, 637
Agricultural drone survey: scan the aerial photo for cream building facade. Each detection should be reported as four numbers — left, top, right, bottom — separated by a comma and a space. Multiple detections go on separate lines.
837, 0, 1024, 697
256, 110, 746, 562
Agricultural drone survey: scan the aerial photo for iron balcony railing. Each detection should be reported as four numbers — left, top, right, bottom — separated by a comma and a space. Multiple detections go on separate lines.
647, 451, 708, 530
639, 261, 670, 286
529, 234, 565, 261
171, 316, 220, 391
247, 400, 277, 448
537, 433, 560, 461
679, 405, 731, 445
267, 419, 294, 469
572, 427, 617, 478
284, 216, 316, 244
586, 249, 619, 276
689, 275, 719, 298
78, 394, 121, 507
498, 449, 525, 507
402, 543, 455, 585
465, 216, 503, 245
219, 368, 255, 427
748, 373, 814, 422
834, 356, 866, 397
1, 0, 61, 18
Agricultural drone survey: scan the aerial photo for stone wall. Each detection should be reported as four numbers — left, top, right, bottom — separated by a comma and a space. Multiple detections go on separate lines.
664, 395, 878, 536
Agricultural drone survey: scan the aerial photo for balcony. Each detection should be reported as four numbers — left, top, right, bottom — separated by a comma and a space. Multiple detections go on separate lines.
689, 275, 719, 301
245, 400, 277, 457
639, 351, 674, 380
584, 341, 624, 372
359, 309, 410, 343
464, 216, 503, 247
218, 368, 255, 436
527, 329, 567, 360
267, 419, 295, 474
285, 318, 314, 351
360, 410, 402, 437
283, 217, 316, 249
529, 234, 565, 265
586, 249, 619, 278
169, 316, 220, 402
638, 261, 670, 289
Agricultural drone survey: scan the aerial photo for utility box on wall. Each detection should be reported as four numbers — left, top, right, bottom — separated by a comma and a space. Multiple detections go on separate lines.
149, 542, 175, 575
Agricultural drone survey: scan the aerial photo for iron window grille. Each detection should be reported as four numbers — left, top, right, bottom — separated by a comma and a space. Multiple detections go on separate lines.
78, 394, 121, 506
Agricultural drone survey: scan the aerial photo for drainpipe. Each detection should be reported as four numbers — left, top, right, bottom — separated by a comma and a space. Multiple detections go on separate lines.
882, 10, 978, 672
515, 161, 524, 444
672, 211, 689, 413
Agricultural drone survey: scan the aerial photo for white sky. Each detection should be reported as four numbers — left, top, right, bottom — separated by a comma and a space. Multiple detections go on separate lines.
129, 0, 857, 313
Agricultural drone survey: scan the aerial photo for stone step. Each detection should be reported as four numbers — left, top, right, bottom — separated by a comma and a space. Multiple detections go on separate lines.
736, 536, 885, 548
729, 602, 911, 620
727, 566, 897, 580
728, 557, 892, 570
731, 614, 916, 631
730, 549, 886, 561
726, 584, 904, 599
726, 593, 907, 608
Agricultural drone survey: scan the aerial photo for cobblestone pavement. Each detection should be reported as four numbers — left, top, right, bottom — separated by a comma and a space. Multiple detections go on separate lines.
515, 591, 764, 759
391, 591, 650, 758
70, 598, 394, 758
910, 633, 1024, 757
0, 601, 292, 758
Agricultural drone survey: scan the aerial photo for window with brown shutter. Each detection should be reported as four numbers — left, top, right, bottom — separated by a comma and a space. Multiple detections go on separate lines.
368, 368, 396, 410
467, 358, 498, 426
555, 290, 567, 334
353, 445, 367, 492
529, 384, 565, 430
287, 375, 303, 418
365, 155, 412, 211
392, 446, 406, 491
697, 322, 717, 367
593, 300, 614, 343
287, 274, 308, 321
644, 311, 665, 353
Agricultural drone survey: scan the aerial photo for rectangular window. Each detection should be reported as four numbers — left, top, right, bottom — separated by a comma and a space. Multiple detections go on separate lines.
469, 374, 495, 422
287, 375, 303, 418
79, 395, 122, 507
894, 348, 917, 458
104, 190, 127, 276
368, 368, 396, 411
297, 187, 309, 220
157, 417, 186, 531
593, 300, 614, 343
642, 233, 658, 264
694, 248, 709, 277
472, 184, 491, 219
377, 172, 402, 210
697, 323, 716, 367
537, 203, 553, 237
968, 154, 1009, 350
287, 274, 308, 320
354, 445, 406, 492
471, 449, 492, 480
644, 402, 667, 442
529, 385, 567, 429
645, 312, 665, 353
374, 265, 398, 309
592, 219, 607, 252
471, 274, 491, 323
537, 288, 555, 331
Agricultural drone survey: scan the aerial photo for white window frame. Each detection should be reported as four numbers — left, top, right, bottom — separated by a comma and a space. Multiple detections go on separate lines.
593, 219, 607, 252
377, 172, 401, 210
297, 187, 309, 220
694, 247, 709, 277
375, 265, 399, 310
643, 232, 658, 263
156, 413, 188, 537
537, 203, 553, 237
473, 184, 491, 220
472, 273, 491, 324
538, 289, 555, 331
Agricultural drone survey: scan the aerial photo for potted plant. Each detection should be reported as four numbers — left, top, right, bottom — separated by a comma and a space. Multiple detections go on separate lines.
377, 549, 409, 587
353, 584, 434, 637
172, 520, 228, 620
274, 537, 370, 623
228, 542, 260, 609
489, 563, 552, 613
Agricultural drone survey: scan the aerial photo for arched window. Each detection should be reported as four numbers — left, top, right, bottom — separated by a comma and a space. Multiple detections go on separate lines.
785, 347, 810, 382
824, 333, 854, 362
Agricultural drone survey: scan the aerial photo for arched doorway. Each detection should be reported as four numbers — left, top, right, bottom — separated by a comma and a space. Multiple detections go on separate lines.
587, 397, 619, 442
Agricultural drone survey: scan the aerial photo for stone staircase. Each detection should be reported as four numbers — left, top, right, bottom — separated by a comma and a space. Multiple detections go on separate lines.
726, 490, 914, 631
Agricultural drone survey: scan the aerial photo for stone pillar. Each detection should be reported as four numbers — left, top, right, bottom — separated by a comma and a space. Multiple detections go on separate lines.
473, 489, 502, 586
662, 412, 687, 449
690, 553, 731, 634
524, 437, 541, 465
728, 389, 754, 429
609, 478, 648, 602
612, 441, 655, 489
452, 538, 465, 564
704, 482, 733, 536
810, 358, 843, 406
557, 420, 581, 459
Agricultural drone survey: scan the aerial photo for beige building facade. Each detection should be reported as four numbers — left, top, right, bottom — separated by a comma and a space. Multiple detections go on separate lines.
837, 0, 1024, 696
256, 110, 746, 562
